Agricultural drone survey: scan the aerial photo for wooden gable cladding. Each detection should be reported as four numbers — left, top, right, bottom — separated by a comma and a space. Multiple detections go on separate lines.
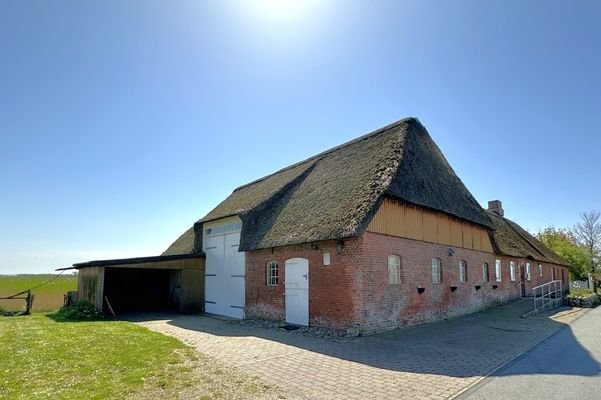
367, 198, 493, 253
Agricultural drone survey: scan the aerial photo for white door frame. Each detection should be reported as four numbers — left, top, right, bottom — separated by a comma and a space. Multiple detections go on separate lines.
285, 257, 309, 326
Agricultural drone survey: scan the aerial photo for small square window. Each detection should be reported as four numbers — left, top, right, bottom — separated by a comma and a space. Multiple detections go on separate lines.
510, 261, 516, 282
323, 252, 331, 266
526, 263, 531, 281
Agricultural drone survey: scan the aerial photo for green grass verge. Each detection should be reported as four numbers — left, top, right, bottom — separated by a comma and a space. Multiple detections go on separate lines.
0, 314, 194, 399
0, 314, 281, 399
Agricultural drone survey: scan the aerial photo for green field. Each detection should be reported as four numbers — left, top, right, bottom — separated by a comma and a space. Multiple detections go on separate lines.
0, 314, 277, 399
0, 274, 78, 312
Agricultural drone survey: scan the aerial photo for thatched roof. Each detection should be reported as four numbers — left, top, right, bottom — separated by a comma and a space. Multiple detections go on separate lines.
486, 211, 569, 266
163, 227, 195, 256
164, 117, 493, 253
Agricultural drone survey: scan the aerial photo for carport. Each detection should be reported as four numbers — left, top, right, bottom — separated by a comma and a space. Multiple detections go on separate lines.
72, 253, 205, 315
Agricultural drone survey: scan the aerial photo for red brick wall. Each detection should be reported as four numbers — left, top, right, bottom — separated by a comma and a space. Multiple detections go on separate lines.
354, 232, 515, 332
245, 231, 570, 333
519, 260, 570, 295
355, 232, 570, 332
245, 239, 362, 330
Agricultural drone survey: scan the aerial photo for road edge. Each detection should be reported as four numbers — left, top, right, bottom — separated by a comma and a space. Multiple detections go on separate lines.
448, 307, 592, 399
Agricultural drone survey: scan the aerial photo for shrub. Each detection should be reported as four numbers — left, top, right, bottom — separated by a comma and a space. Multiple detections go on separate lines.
55, 300, 104, 320
566, 288, 600, 308
569, 288, 593, 298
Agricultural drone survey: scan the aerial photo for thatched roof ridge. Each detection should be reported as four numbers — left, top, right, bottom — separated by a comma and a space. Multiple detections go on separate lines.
163, 117, 494, 253
385, 121, 490, 228
486, 211, 568, 266
200, 117, 416, 225
237, 122, 406, 250
232, 117, 413, 192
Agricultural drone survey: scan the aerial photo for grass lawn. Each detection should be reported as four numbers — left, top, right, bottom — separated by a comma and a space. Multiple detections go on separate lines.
0, 314, 281, 399
0, 274, 78, 312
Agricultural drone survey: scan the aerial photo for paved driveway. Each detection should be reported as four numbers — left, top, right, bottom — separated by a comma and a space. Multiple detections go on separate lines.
132, 301, 586, 400
459, 305, 601, 400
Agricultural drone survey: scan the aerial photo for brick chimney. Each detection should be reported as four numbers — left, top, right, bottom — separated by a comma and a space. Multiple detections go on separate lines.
488, 200, 504, 216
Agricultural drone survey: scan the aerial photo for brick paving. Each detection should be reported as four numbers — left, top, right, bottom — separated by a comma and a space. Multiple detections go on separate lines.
132, 301, 588, 400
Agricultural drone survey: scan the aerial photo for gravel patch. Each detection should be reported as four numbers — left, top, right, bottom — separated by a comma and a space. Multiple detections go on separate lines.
233, 317, 354, 342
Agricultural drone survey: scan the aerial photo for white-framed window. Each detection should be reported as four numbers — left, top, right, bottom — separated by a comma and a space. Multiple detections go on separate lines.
482, 262, 489, 282
538, 264, 543, 277
510, 261, 516, 281
432, 258, 442, 284
459, 260, 467, 283
388, 255, 401, 284
266, 261, 279, 286
526, 262, 531, 281
495, 259, 502, 282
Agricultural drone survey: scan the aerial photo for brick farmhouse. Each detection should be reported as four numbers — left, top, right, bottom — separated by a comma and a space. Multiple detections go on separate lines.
158, 117, 569, 333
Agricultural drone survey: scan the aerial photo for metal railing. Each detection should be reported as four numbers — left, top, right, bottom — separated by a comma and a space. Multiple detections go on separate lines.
532, 280, 563, 313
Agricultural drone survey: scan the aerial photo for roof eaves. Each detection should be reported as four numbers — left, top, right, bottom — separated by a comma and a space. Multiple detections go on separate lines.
505, 219, 570, 266
73, 253, 205, 269
487, 210, 569, 266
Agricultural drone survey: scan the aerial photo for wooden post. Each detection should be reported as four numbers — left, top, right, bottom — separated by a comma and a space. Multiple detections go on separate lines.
104, 296, 116, 317
25, 290, 34, 315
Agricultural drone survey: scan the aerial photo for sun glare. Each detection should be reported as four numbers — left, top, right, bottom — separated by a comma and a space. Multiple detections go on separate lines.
246, 0, 320, 22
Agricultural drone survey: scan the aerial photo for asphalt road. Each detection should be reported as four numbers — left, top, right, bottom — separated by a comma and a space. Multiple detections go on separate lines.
459, 306, 601, 400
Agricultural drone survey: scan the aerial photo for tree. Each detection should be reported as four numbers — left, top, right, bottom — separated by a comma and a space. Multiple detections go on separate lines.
536, 227, 590, 280
571, 210, 601, 275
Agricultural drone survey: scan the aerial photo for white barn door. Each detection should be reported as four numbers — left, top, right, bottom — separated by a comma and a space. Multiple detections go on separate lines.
204, 235, 224, 316
285, 258, 309, 326
224, 232, 245, 318
204, 220, 245, 319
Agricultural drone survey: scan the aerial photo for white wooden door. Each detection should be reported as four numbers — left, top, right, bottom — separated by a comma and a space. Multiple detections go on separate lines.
285, 258, 309, 326
204, 235, 224, 316
204, 226, 245, 319
224, 232, 245, 319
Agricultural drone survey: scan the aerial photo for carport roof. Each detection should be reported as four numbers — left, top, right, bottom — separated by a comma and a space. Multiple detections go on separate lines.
72, 253, 204, 269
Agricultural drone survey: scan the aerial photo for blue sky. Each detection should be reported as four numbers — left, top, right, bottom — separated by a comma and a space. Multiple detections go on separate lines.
1, 0, 600, 274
